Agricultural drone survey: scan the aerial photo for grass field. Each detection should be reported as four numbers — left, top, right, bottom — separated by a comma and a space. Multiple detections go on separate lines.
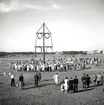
0, 55, 104, 105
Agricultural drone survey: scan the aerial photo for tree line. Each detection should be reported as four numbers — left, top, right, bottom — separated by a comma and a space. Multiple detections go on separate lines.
62, 51, 87, 55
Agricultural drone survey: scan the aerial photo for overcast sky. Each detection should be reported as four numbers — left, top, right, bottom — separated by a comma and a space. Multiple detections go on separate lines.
0, 0, 104, 52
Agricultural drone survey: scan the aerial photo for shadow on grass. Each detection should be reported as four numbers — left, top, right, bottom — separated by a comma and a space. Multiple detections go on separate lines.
0, 82, 5, 87
38, 83, 54, 87
23, 86, 35, 90
42, 79, 53, 82
24, 79, 53, 85
90, 85, 98, 88
23, 82, 54, 90
0, 82, 5, 85
77, 87, 95, 93
0, 74, 3, 76
86, 67, 91, 69
66, 87, 95, 94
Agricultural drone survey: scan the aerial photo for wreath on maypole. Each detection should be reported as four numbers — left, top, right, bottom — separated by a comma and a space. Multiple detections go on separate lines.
45, 34, 50, 39
37, 33, 43, 39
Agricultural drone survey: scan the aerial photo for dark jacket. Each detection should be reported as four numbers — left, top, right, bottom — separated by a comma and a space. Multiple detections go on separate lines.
19, 75, 24, 82
86, 76, 91, 83
37, 72, 41, 80
74, 78, 79, 84
68, 79, 74, 89
34, 74, 39, 81
81, 75, 86, 83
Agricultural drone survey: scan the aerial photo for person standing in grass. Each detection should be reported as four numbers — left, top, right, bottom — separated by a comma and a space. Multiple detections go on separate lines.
34, 72, 39, 87
37, 71, 41, 82
81, 74, 87, 89
97, 73, 102, 86
102, 72, 104, 85
102, 72, 104, 92
19, 73, 24, 89
64, 76, 69, 93
86, 74, 91, 88
4, 72, 7, 76
73, 76, 79, 92
92, 74, 97, 86
53, 73, 59, 85
61, 80, 65, 92
68, 77, 74, 93
11, 73, 15, 86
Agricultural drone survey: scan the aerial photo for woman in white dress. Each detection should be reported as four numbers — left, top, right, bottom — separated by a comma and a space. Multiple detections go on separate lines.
64, 76, 69, 92
61, 80, 65, 92
27, 64, 30, 71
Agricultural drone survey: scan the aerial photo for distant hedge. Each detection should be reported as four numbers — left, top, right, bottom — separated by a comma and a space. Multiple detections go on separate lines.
62, 51, 87, 55
0, 51, 87, 58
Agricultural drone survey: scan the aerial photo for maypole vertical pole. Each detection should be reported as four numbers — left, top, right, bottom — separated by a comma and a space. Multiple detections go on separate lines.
43, 22, 45, 64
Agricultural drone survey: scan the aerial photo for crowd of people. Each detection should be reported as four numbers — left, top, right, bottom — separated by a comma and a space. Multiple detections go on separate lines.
53, 72, 104, 93
4, 71, 41, 89
8, 57, 103, 72
3, 70, 104, 92
3, 56, 104, 91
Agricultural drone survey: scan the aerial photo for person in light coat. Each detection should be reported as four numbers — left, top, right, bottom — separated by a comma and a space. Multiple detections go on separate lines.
97, 73, 102, 86
11, 73, 15, 86
64, 76, 69, 92
27, 65, 30, 71
53, 73, 59, 85
61, 80, 65, 92
4, 72, 7, 76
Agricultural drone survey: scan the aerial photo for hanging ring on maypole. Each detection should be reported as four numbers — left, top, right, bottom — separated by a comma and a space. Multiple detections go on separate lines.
45, 34, 50, 39
37, 33, 43, 39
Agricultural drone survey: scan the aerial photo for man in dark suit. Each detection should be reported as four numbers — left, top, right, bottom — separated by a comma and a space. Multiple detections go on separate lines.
73, 76, 79, 92
19, 73, 24, 89
86, 74, 91, 88
68, 77, 74, 93
34, 72, 39, 87
37, 71, 41, 82
81, 74, 87, 88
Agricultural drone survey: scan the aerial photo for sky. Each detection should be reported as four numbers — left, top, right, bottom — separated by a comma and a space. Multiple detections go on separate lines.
0, 0, 104, 52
